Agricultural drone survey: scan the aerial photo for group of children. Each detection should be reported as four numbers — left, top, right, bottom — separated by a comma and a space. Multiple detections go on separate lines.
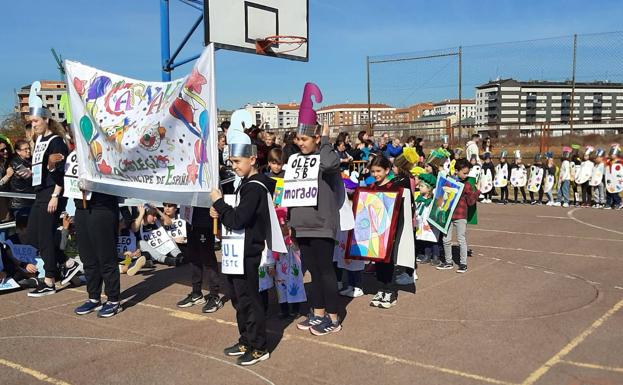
477, 143, 623, 209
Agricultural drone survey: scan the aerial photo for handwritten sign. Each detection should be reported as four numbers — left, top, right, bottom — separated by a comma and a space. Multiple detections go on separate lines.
221, 194, 244, 274
32, 135, 57, 187
281, 154, 320, 207
64, 151, 92, 200
141, 227, 176, 255
5, 240, 38, 265
165, 218, 187, 240
117, 234, 137, 257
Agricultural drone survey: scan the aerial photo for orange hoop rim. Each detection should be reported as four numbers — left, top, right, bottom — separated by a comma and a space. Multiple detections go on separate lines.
255, 35, 307, 55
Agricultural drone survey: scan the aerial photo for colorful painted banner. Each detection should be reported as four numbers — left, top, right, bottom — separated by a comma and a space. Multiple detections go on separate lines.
272, 177, 284, 206
65, 45, 218, 206
428, 173, 465, 234
281, 154, 320, 207
346, 188, 403, 263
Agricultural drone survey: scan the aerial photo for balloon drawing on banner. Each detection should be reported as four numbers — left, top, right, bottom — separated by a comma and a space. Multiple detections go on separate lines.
575, 162, 594, 185
589, 163, 605, 187
605, 162, 623, 193
493, 164, 508, 188
543, 174, 556, 193
527, 166, 544, 192
64, 45, 218, 206
510, 167, 527, 187
479, 168, 493, 193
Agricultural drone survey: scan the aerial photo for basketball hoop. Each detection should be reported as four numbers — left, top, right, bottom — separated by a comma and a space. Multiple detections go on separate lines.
255, 35, 307, 55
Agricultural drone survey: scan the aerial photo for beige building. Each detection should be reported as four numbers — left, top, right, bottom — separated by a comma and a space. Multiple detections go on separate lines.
317, 103, 395, 126
15, 80, 67, 121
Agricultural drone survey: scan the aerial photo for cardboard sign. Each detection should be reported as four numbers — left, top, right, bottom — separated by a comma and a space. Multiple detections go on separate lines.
527, 166, 544, 192
510, 166, 527, 187
479, 168, 493, 193
281, 154, 320, 207
221, 194, 245, 274
64, 151, 92, 200
494, 164, 508, 188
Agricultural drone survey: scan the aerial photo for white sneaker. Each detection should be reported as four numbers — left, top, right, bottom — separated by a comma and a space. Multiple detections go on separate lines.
413, 270, 418, 280
340, 286, 364, 298
562, 203, 570, 208
552, 202, 561, 207
395, 272, 415, 286
351, 287, 364, 298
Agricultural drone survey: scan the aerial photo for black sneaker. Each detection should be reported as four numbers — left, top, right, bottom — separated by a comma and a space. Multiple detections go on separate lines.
369, 290, 384, 307
310, 316, 342, 336
456, 264, 468, 273
237, 349, 270, 366
74, 300, 102, 315
436, 263, 454, 270
202, 294, 223, 313
224, 342, 247, 356
177, 292, 206, 308
97, 302, 122, 318
61, 258, 83, 286
18, 277, 40, 289
296, 313, 324, 330
28, 281, 56, 297
379, 291, 397, 309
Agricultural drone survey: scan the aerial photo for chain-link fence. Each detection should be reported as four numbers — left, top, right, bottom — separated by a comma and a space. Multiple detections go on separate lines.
351, 31, 623, 150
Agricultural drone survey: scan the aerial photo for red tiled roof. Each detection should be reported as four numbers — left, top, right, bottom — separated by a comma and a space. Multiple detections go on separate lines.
318, 103, 394, 111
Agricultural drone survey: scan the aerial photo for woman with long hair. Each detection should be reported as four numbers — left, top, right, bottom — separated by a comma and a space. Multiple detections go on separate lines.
25, 98, 71, 297
0, 136, 15, 221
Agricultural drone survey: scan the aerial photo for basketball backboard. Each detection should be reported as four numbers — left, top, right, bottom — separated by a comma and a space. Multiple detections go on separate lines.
204, 0, 308, 62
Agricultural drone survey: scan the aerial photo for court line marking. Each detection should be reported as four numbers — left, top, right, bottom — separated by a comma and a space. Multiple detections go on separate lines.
536, 216, 569, 219
0, 336, 276, 385
567, 208, 623, 236
520, 298, 623, 385
111, 294, 517, 385
0, 298, 85, 322
558, 360, 623, 374
472, 244, 613, 260
0, 357, 72, 385
471, 228, 623, 243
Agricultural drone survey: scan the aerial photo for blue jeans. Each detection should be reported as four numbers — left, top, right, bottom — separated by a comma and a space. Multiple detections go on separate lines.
558, 180, 570, 204
606, 192, 622, 207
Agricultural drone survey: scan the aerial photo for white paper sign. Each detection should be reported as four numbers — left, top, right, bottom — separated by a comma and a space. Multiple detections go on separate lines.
281, 154, 320, 207
31, 135, 56, 187
165, 218, 187, 240
221, 194, 245, 274
64, 151, 92, 200
141, 227, 176, 255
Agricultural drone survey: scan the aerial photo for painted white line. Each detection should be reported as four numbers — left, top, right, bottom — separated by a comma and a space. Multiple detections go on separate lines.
536, 216, 569, 219
524, 266, 535, 270
507, 261, 516, 265
567, 208, 623, 236
471, 244, 613, 260
564, 275, 577, 280
471, 228, 623, 243
543, 271, 556, 275
615, 286, 623, 290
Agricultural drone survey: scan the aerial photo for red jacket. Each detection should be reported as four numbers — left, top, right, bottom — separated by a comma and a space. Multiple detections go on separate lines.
452, 177, 479, 220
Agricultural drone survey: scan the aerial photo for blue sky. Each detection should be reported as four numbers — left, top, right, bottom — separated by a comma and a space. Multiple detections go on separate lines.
1, 0, 622, 115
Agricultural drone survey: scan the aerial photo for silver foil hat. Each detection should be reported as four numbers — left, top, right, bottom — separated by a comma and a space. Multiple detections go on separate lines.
227, 143, 257, 158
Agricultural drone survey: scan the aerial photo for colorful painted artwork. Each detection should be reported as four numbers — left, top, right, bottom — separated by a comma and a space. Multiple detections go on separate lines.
428, 174, 465, 234
605, 161, 623, 193
272, 177, 284, 206
479, 168, 493, 193
346, 188, 403, 263
527, 166, 544, 192
494, 164, 508, 188
65, 45, 219, 206
510, 166, 528, 187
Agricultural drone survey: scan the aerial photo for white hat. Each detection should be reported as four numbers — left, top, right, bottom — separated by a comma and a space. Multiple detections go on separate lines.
28, 81, 51, 118
226, 109, 256, 158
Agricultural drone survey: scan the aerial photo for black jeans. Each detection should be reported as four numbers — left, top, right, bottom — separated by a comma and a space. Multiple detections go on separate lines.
188, 224, 220, 295
298, 237, 340, 314
227, 255, 266, 351
513, 187, 527, 202
74, 206, 120, 302
376, 261, 395, 293
500, 186, 509, 202
529, 189, 544, 203
26, 188, 67, 279
581, 183, 592, 204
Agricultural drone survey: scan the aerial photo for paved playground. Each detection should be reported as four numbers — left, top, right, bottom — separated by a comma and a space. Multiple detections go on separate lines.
0, 204, 622, 385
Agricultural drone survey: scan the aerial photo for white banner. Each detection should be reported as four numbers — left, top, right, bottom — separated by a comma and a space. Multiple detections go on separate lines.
281, 154, 320, 207
65, 45, 218, 206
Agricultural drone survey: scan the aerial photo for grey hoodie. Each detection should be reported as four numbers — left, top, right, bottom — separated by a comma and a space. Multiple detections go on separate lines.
288, 136, 344, 239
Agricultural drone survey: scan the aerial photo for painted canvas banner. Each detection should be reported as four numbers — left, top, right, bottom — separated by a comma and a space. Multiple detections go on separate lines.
428, 173, 465, 234
65, 45, 218, 206
345, 188, 403, 263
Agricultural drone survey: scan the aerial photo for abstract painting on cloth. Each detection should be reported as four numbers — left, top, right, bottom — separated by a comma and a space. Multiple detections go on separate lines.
345, 188, 403, 263
65, 45, 219, 206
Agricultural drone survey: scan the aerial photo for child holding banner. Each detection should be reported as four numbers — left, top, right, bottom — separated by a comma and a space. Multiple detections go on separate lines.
285, 83, 345, 336
25, 82, 71, 297
209, 109, 286, 366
